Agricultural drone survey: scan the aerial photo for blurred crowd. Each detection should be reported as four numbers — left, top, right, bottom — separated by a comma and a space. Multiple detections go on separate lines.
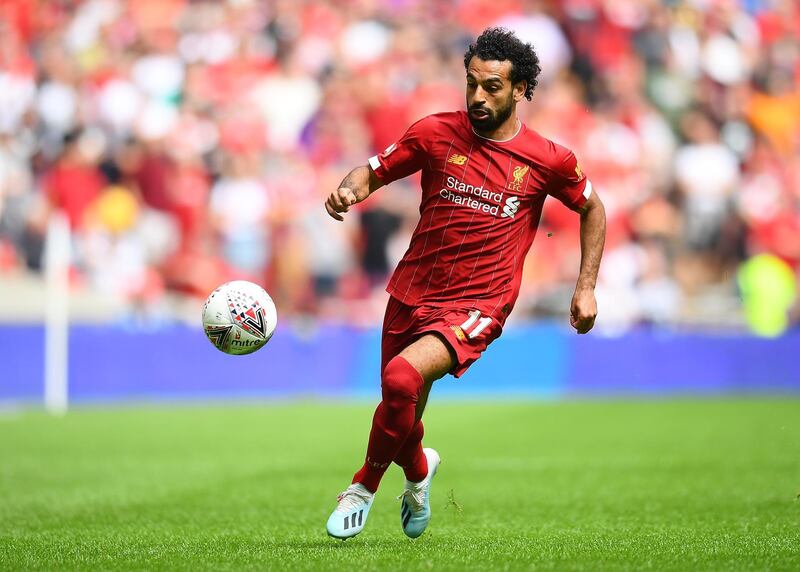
0, 0, 798, 333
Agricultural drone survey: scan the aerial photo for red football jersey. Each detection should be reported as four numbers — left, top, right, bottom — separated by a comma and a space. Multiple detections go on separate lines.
368, 110, 592, 325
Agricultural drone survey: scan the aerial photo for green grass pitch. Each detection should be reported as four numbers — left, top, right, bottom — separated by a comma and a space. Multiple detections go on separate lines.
1, 399, 799, 570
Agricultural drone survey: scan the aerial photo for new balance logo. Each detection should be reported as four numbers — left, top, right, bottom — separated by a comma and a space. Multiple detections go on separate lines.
501, 196, 520, 218
447, 153, 468, 165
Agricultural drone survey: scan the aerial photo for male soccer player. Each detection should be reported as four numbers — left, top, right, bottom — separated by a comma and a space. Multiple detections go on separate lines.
323, 28, 606, 539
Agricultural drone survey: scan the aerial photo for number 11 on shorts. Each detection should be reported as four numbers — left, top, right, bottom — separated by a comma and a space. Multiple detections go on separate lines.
460, 310, 492, 339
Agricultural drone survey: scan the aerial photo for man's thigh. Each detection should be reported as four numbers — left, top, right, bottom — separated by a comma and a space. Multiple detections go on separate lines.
398, 333, 457, 384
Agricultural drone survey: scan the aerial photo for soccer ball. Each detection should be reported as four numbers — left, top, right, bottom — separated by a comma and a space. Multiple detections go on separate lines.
202, 280, 277, 355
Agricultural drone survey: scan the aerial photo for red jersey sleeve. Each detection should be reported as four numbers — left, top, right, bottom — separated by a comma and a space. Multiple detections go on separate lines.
547, 146, 592, 211
368, 116, 435, 184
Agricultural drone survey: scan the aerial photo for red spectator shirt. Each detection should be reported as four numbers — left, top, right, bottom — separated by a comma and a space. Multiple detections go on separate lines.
369, 110, 592, 325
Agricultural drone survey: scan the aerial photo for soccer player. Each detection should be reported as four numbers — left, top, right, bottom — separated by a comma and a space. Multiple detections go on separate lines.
323, 27, 606, 539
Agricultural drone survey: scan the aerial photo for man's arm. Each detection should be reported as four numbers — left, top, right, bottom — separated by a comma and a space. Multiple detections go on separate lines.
570, 191, 606, 334
324, 165, 385, 222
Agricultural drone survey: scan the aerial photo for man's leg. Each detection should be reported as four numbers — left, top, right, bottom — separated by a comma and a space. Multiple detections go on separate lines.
352, 334, 454, 492
393, 421, 426, 481
326, 333, 454, 539
392, 338, 446, 480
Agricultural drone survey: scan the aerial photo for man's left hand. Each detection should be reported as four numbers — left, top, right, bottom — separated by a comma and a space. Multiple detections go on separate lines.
570, 288, 597, 334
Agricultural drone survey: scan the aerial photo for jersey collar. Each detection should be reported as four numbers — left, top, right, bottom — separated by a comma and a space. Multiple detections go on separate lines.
471, 118, 522, 143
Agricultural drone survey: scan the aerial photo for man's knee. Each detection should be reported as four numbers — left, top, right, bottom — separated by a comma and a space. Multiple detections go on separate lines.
381, 356, 424, 406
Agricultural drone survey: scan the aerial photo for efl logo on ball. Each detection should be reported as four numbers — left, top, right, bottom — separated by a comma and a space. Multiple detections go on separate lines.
202, 280, 277, 355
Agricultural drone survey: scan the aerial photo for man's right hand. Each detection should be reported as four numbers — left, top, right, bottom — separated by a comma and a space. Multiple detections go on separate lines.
325, 187, 358, 222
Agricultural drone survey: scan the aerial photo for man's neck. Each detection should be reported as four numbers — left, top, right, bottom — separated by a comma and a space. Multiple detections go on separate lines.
472, 115, 521, 142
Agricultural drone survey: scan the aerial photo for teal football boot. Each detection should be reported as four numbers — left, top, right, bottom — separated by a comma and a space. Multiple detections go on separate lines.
399, 448, 440, 538
326, 483, 374, 539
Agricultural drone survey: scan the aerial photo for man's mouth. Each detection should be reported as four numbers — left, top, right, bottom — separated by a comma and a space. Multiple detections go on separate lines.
470, 108, 489, 119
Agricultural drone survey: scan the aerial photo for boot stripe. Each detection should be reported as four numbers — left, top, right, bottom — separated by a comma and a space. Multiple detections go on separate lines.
343, 515, 349, 530
402, 510, 412, 528
358, 509, 363, 526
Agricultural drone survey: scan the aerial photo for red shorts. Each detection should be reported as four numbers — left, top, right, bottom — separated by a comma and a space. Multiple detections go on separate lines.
381, 296, 503, 378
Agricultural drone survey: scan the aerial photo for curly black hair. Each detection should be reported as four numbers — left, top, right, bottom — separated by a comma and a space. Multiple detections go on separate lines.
463, 27, 541, 101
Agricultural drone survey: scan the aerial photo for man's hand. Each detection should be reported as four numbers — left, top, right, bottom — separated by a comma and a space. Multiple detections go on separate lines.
324, 187, 358, 222
570, 288, 597, 334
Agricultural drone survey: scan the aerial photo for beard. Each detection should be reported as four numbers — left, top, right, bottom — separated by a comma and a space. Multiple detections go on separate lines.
468, 95, 514, 134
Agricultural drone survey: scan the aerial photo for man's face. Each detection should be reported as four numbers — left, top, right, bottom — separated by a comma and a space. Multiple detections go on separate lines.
465, 57, 522, 133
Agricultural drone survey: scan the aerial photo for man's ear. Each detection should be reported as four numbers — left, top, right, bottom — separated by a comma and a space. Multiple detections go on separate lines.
514, 80, 527, 102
